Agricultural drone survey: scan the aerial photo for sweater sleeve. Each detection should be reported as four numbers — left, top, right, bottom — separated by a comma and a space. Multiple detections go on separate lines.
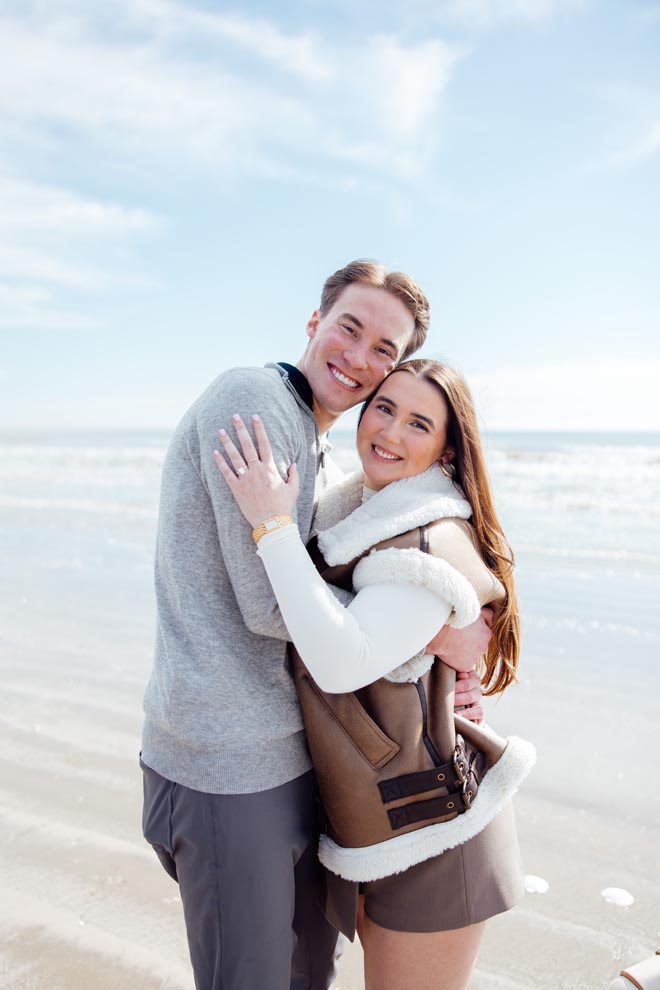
195, 368, 306, 641
257, 525, 452, 693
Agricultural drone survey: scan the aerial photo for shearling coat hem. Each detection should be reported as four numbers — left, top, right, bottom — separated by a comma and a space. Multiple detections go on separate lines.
317, 734, 536, 882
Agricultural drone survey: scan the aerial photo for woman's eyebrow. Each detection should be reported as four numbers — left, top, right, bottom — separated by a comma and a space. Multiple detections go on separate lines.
411, 412, 435, 428
377, 395, 435, 428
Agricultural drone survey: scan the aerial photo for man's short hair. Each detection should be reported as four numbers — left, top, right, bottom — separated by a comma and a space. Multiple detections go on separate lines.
319, 259, 430, 360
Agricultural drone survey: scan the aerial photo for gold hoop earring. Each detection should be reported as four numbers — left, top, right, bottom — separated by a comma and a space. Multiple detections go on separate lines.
440, 461, 455, 479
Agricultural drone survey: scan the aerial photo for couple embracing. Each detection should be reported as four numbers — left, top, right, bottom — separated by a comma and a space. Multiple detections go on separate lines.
140, 259, 535, 990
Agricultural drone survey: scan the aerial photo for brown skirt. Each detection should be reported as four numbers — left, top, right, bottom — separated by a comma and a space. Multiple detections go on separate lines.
323, 802, 525, 939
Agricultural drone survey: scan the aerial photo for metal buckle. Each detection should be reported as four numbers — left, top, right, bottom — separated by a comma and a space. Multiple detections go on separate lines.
461, 778, 473, 809
452, 745, 467, 785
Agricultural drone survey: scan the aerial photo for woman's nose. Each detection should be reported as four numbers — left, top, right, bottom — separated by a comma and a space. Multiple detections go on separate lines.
380, 420, 401, 443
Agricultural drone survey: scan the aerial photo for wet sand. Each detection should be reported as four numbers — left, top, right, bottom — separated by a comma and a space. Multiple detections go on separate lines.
1, 574, 658, 990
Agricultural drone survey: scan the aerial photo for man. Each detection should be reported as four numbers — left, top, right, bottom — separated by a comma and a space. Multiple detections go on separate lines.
141, 260, 490, 990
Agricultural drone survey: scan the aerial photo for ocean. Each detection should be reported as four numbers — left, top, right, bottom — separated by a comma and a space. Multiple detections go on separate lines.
2, 427, 659, 641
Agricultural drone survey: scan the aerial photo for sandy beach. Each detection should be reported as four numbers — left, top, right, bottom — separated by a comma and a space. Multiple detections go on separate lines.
1, 430, 659, 989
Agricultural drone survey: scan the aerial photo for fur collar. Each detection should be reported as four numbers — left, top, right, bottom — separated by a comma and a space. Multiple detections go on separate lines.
316, 464, 471, 566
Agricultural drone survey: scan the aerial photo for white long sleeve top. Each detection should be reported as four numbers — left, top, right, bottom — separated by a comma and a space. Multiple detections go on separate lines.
257, 512, 452, 694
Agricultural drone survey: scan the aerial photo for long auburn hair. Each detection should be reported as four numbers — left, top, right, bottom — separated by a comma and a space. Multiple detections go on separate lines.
360, 359, 520, 696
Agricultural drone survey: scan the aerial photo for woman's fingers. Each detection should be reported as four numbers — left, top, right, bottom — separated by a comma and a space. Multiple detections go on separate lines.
218, 428, 249, 474
231, 414, 260, 465
251, 415, 273, 464
213, 448, 237, 488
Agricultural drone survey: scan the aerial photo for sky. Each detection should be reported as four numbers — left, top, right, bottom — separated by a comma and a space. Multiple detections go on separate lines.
1, 0, 659, 432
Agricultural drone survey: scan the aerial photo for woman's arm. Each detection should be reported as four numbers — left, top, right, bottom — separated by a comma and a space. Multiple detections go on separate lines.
213, 414, 452, 692
257, 524, 452, 693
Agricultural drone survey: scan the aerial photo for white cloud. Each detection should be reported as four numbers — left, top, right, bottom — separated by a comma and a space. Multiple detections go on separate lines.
468, 358, 660, 430
585, 80, 660, 172
438, 0, 589, 28
0, 4, 461, 180
635, 4, 660, 25
0, 244, 103, 289
0, 283, 102, 330
0, 174, 157, 327
613, 120, 660, 167
0, 176, 155, 235
0, 3, 464, 335
127, 0, 332, 82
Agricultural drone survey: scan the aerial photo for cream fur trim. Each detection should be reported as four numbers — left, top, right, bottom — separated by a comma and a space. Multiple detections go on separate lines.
318, 735, 536, 883
312, 471, 364, 535
317, 464, 471, 566
353, 547, 481, 629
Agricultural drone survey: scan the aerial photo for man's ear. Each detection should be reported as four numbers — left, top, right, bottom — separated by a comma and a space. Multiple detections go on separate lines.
306, 310, 320, 340
439, 446, 455, 466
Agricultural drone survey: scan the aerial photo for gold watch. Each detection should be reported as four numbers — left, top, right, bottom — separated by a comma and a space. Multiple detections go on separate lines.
252, 514, 294, 544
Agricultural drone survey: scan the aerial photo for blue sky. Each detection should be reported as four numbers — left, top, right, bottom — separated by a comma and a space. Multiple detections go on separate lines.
2, 0, 659, 431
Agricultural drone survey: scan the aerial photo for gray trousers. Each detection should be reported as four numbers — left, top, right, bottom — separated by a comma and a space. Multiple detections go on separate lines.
141, 761, 341, 990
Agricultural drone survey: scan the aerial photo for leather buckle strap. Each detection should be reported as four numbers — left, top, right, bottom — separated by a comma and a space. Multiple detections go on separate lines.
387, 791, 467, 830
461, 776, 475, 809
454, 743, 478, 808
378, 760, 461, 804
453, 744, 469, 785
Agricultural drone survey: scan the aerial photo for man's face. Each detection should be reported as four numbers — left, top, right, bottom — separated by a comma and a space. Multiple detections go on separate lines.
298, 283, 415, 432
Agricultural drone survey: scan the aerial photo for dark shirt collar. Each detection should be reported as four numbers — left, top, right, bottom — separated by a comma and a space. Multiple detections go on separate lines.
277, 362, 314, 412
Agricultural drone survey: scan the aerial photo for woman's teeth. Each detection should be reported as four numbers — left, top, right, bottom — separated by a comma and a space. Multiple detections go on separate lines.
373, 445, 401, 461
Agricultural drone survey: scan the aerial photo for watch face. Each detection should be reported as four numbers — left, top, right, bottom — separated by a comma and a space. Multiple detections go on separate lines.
265, 519, 279, 532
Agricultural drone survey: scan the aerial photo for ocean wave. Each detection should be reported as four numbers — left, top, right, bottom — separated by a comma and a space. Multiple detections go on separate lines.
0, 495, 157, 519
0, 444, 166, 489
516, 544, 660, 565
496, 490, 660, 517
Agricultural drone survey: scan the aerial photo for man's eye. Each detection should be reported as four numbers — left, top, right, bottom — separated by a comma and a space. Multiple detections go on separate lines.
376, 347, 394, 358
342, 324, 356, 335
376, 404, 393, 414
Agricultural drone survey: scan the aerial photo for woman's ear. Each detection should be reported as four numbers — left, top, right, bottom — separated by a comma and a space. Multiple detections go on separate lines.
439, 446, 455, 466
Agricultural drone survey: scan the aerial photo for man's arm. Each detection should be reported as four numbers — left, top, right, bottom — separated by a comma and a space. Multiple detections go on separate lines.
196, 368, 306, 641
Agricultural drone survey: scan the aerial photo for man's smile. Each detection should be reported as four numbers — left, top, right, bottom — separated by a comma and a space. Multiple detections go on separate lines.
328, 364, 361, 390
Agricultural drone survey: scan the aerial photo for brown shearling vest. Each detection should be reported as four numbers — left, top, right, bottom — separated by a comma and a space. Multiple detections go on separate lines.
291, 517, 507, 853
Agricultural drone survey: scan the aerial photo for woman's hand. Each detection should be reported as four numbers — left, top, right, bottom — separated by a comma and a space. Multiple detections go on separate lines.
213, 414, 299, 528
454, 669, 484, 724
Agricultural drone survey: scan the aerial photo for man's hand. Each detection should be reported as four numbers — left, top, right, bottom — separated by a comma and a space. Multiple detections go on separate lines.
454, 669, 484, 723
425, 606, 493, 672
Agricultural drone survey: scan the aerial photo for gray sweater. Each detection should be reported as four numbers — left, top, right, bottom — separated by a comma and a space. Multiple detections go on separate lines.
141, 363, 340, 794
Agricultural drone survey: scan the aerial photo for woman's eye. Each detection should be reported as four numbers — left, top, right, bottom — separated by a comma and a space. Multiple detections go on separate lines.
412, 421, 429, 432
376, 404, 393, 415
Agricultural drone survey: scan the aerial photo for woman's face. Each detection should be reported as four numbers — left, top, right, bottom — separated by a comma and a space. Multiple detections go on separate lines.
357, 371, 454, 491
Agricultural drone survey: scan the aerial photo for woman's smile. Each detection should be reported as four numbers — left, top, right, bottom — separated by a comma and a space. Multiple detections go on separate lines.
371, 443, 403, 462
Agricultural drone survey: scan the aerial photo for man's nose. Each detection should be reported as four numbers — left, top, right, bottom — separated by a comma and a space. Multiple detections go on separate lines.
344, 339, 369, 370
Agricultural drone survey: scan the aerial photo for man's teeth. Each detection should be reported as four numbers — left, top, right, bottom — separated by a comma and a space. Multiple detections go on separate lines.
331, 366, 360, 389
374, 445, 401, 461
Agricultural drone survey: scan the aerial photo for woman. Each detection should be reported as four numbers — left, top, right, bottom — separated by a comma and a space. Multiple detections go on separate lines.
214, 359, 535, 990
